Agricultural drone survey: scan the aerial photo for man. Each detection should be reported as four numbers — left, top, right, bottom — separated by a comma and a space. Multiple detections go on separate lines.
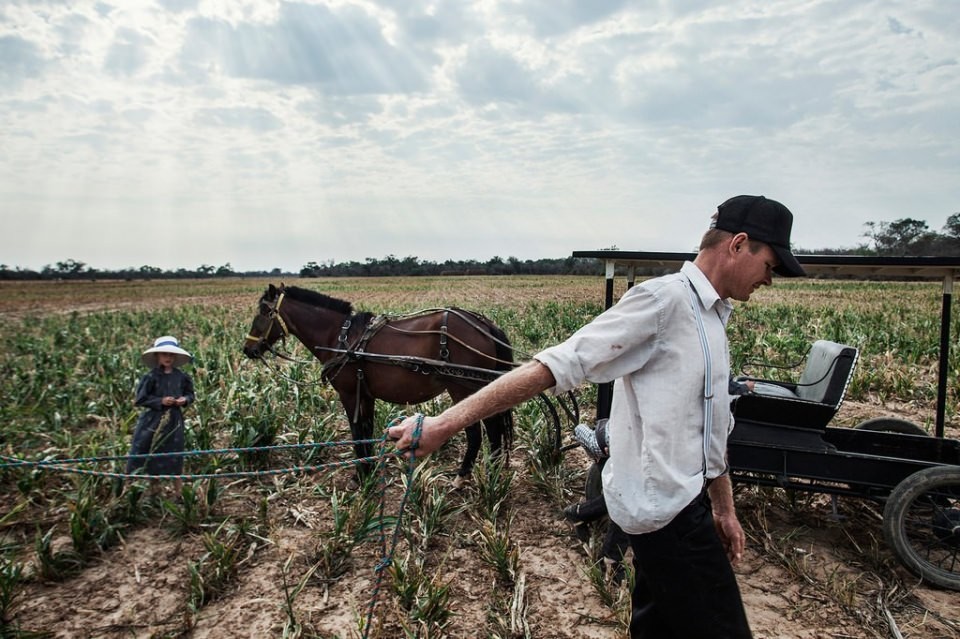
389, 195, 805, 638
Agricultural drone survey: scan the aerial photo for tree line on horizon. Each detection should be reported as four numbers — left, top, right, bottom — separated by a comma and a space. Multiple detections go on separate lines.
2, 215, 957, 281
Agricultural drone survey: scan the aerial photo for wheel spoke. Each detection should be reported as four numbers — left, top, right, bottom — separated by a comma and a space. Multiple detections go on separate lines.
883, 466, 960, 590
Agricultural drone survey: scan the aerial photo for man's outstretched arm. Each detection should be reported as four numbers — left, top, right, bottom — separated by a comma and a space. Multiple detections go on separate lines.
388, 360, 556, 458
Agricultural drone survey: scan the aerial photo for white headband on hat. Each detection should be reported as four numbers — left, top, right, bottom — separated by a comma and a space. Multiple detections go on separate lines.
141, 335, 193, 368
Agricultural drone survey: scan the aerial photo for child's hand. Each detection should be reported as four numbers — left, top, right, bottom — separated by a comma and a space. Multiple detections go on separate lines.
175, 397, 188, 406
162, 396, 176, 406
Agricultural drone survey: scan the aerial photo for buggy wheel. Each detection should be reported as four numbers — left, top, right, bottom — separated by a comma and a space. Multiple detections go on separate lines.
855, 417, 927, 436
883, 466, 960, 590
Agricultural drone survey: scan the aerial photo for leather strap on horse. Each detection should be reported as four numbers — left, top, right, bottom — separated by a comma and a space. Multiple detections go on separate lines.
325, 316, 371, 423
323, 314, 389, 387
439, 310, 450, 361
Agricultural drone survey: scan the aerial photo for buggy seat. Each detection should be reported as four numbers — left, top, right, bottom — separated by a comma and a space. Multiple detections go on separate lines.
732, 340, 859, 444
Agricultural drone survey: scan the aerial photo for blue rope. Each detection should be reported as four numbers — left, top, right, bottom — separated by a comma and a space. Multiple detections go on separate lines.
0, 439, 381, 468
363, 413, 423, 639
0, 438, 387, 481
0, 452, 394, 481
1, 414, 428, 637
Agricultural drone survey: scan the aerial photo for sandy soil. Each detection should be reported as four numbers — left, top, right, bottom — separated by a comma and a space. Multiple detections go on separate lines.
9, 413, 960, 639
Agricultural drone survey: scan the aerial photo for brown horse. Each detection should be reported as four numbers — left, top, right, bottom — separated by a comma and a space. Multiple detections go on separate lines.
242, 284, 515, 481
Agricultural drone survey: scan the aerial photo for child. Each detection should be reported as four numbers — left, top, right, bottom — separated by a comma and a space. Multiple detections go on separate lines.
126, 335, 195, 493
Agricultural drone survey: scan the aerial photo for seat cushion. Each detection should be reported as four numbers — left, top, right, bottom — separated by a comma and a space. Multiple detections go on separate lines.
751, 381, 800, 399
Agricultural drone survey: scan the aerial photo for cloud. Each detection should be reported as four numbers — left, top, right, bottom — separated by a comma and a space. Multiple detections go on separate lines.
103, 27, 153, 76
178, 2, 429, 94
0, 1, 958, 272
193, 106, 283, 132
456, 42, 540, 106
0, 35, 48, 88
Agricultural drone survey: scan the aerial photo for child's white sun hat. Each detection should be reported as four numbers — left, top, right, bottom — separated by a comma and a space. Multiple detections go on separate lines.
141, 336, 193, 368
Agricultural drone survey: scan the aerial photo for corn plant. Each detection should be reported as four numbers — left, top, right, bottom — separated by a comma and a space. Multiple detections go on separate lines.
514, 401, 575, 506
186, 522, 247, 621
401, 463, 465, 551
471, 448, 514, 523
484, 569, 530, 639
393, 564, 454, 638
66, 476, 123, 557
0, 557, 24, 627
33, 527, 84, 582
473, 517, 520, 586
388, 552, 423, 613
161, 481, 213, 534
311, 487, 384, 587
279, 553, 320, 638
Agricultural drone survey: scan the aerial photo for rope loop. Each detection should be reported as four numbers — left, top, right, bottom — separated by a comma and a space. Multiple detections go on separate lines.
362, 411, 425, 636
409, 413, 424, 451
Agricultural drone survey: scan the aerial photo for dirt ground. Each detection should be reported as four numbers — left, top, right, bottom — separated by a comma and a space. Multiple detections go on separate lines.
9, 403, 960, 639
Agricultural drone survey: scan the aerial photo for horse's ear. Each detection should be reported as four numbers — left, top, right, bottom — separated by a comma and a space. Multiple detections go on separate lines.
279, 282, 286, 292
268, 284, 277, 296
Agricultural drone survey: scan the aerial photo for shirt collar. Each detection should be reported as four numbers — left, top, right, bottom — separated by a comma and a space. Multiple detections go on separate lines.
681, 261, 733, 323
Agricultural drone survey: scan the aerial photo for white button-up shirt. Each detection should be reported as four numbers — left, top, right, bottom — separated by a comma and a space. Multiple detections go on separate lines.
535, 262, 734, 534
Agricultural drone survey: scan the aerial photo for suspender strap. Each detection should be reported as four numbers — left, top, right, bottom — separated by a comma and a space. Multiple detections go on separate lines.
686, 282, 714, 478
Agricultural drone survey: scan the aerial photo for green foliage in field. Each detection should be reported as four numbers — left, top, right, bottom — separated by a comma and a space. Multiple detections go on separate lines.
0, 275, 957, 635
728, 281, 960, 421
1, 277, 957, 504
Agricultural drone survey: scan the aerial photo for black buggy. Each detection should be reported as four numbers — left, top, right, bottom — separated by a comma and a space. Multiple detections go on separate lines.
571, 251, 960, 591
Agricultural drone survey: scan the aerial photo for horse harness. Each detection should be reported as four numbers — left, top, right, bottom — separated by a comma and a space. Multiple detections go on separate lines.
320, 309, 508, 423
323, 309, 472, 380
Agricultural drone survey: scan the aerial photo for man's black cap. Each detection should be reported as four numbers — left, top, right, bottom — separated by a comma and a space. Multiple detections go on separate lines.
714, 195, 806, 277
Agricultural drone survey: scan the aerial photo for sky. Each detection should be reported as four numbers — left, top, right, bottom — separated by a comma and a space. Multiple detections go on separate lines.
2, 1, 958, 273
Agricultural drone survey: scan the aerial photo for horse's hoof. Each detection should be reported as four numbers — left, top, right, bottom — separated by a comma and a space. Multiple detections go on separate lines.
451, 475, 469, 490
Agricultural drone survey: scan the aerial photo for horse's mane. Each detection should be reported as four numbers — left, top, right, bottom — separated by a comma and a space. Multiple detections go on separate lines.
274, 286, 353, 315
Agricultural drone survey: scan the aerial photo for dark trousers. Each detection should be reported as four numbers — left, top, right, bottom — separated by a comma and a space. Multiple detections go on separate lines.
626, 492, 752, 639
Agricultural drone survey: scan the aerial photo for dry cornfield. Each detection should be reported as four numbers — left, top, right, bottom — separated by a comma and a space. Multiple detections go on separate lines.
0, 275, 957, 638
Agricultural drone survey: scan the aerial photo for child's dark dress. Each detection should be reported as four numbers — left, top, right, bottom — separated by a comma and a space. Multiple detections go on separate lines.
126, 368, 195, 476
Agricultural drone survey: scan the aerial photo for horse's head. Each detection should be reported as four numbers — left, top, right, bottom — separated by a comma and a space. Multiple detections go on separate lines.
242, 284, 288, 359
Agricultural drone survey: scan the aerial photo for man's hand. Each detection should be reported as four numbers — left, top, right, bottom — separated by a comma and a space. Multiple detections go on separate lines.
387, 414, 445, 459
713, 511, 746, 566
707, 474, 745, 565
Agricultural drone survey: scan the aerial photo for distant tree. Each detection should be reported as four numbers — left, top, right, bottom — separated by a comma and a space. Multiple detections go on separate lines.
139, 265, 163, 278
943, 213, 960, 239
56, 259, 87, 275
935, 213, 960, 255
863, 218, 938, 255
215, 263, 235, 277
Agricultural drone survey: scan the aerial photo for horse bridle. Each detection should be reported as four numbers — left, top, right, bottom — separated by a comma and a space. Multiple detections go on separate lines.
245, 291, 292, 358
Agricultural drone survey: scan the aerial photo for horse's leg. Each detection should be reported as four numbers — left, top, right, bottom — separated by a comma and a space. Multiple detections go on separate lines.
482, 409, 513, 465
340, 390, 376, 482
458, 423, 483, 479
448, 387, 513, 483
